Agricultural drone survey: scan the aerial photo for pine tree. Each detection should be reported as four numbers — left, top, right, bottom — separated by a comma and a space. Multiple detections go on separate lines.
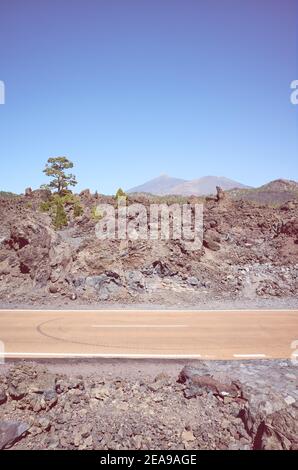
42, 156, 77, 194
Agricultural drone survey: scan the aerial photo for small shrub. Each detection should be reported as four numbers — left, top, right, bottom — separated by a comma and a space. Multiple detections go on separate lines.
54, 201, 68, 229
60, 192, 76, 205
115, 188, 127, 199
91, 206, 103, 221
40, 200, 51, 212
74, 202, 84, 217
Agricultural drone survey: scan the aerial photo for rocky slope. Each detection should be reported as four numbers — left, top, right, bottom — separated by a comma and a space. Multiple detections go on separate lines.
0, 361, 297, 450
229, 179, 298, 205
0, 188, 297, 306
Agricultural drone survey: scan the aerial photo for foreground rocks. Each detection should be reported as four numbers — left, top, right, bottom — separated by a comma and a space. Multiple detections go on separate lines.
0, 361, 297, 450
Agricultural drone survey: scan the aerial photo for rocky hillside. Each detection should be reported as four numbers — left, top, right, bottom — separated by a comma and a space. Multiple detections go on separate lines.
0, 361, 297, 450
229, 179, 298, 205
0, 188, 297, 306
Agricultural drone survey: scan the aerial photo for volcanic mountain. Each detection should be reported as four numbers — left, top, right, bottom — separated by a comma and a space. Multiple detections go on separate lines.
127, 175, 250, 196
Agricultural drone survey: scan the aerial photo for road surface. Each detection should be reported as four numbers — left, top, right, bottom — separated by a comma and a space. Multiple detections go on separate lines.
0, 309, 297, 360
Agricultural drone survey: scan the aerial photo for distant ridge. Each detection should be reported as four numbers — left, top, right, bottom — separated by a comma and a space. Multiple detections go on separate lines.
0, 191, 18, 199
127, 175, 250, 196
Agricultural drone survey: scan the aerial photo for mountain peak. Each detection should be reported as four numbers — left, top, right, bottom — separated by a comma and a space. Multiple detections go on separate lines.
127, 175, 187, 195
158, 173, 170, 178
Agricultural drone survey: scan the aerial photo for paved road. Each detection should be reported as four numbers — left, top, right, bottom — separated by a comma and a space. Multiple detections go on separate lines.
0, 309, 297, 360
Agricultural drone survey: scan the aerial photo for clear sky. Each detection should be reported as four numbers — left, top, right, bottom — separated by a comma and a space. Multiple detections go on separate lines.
0, 0, 297, 194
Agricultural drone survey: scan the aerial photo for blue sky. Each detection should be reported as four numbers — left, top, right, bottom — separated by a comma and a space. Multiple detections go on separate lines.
0, 0, 297, 194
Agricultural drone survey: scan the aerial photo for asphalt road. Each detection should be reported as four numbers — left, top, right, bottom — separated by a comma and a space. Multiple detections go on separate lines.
0, 309, 297, 360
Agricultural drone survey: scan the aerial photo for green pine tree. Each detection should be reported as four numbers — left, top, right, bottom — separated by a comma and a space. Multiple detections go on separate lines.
42, 156, 77, 194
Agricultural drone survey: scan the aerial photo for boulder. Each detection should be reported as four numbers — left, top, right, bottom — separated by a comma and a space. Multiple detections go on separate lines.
239, 388, 290, 438
7, 219, 54, 285
0, 388, 7, 405
0, 420, 29, 449
86, 272, 122, 300
152, 260, 176, 277
203, 230, 221, 251
80, 189, 92, 198
178, 366, 242, 399
203, 237, 220, 251
187, 276, 200, 287
281, 219, 298, 237
256, 404, 298, 450
49, 242, 73, 282
25, 187, 32, 196
216, 186, 225, 201
125, 270, 145, 292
